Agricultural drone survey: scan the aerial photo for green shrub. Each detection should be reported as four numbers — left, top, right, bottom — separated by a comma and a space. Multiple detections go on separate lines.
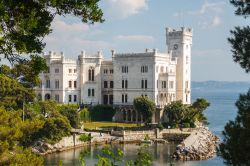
172, 123, 179, 128
144, 134, 150, 141
79, 133, 92, 142
36, 116, 71, 144
183, 122, 190, 128
90, 105, 116, 121
80, 108, 91, 122
157, 123, 164, 131
60, 109, 80, 128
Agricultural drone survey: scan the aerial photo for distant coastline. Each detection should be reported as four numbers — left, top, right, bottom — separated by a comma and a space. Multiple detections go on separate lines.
192, 81, 250, 92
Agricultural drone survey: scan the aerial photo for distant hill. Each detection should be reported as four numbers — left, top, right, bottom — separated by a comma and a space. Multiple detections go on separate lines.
192, 81, 250, 92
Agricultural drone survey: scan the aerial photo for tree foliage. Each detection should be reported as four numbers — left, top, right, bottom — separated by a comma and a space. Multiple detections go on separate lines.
0, 74, 35, 110
0, 107, 44, 165
228, 0, 250, 73
218, 89, 250, 165
80, 108, 91, 122
133, 96, 156, 123
230, 0, 250, 17
60, 107, 80, 128
217, 1, 250, 165
0, 0, 104, 62
228, 26, 250, 73
90, 105, 116, 121
164, 98, 210, 127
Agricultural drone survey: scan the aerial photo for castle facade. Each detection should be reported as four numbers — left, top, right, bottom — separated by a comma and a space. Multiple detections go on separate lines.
35, 27, 192, 122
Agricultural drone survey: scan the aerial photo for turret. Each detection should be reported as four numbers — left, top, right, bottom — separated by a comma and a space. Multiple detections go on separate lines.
166, 27, 193, 104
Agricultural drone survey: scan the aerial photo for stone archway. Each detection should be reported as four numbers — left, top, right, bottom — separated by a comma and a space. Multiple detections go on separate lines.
132, 110, 136, 122
45, 93, 51, 100
122, 109, 126, 121
127, 110, 131, 122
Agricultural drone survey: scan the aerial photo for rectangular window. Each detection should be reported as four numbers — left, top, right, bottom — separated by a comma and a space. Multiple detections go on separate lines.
55, 94, 59, 102
92, 89, 95, 97
74, 95, 77, 102
141, 80, 144, 88
104, 81, 108, 88
169, 81, 174, 89
103, 95, 108, 104
110, 81, 113, 88
88, 89, 91, 97
125, 80, 128, 88
162, 81, 166, 89
104, 69, 108, 74
121, 94, 127, 103
122, 80, 124, 88
69, 69, 72, 73
141, 66, 148, 73
69, 95, 72, 102
74, 81, 77, 88
109, 95, 113, 104
55, 80, 59, 89
74, 69, 77, 73
110, 69, 113, 74
122, 66, 128, 73
55, 68, 59, 73
69, 81, 72, 88
145, 80, 147, 89
125, 94, 127, 103
185, 81, 189, 89
46, 80, 50, 88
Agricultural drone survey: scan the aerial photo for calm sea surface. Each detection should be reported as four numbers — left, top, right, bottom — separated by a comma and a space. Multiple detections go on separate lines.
44, 86, 249, 166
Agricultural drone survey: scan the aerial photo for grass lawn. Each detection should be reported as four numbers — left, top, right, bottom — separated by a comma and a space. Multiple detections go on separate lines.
83, 121, 142, 130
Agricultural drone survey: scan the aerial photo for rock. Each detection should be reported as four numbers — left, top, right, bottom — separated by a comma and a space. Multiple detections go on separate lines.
172, 127, 219, 161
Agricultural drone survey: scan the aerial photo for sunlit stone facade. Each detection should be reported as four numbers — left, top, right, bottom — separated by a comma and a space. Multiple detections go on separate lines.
35, 27, 192, 110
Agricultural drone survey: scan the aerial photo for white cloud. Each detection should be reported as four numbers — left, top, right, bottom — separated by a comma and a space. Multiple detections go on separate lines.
105, 0, 148, 18
52, 17, 90, 33
212, 16, 221, 27
173, 1, 225, 28
114, 35, 154, 43
188, 1, 225, 16
44, 17, 113, 57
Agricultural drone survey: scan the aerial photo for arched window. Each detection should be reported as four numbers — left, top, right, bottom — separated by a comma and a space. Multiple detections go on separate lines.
88, 69, 91, 81
92, 69, 94, 81
88, 67, 95, 81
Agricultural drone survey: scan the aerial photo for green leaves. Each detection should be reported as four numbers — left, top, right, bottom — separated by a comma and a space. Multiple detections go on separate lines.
228, 26, 250, 73
218, 89, 250, 165
0, 0, 104, 62
133, 96, 156, 123
164, 98, 210, 127
230, 0, 250, 17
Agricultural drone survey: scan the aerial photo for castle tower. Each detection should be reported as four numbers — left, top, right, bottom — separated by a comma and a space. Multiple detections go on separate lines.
166, 27, 192, 104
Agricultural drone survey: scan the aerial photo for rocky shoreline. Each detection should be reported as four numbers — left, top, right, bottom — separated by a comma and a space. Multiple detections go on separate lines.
172, 127, 220, 160
32, 129, 184, 155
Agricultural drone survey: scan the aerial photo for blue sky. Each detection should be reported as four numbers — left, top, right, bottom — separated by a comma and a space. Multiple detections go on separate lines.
44, 0, 250, 82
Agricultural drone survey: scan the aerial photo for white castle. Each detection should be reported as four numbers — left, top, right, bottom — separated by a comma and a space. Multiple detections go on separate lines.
36, 27, 192, 122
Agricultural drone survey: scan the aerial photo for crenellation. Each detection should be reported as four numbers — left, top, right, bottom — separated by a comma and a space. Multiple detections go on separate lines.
36, 27, 192, 115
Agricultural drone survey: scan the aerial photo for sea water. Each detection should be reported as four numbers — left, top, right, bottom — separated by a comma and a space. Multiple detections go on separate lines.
44, 83, 249, 166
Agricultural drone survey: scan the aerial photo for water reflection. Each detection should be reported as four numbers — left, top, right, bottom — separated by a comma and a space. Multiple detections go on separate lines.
45, 143, 224, 166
